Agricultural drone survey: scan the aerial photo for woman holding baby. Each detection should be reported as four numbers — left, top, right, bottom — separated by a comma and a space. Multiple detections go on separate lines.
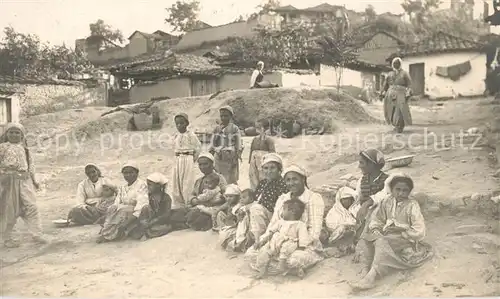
218, 153, 288, 253
186, 152, 227, 231
246, 164, 325, 278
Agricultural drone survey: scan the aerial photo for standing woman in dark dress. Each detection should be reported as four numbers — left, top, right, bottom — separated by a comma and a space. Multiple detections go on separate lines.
250, 61, 279, 89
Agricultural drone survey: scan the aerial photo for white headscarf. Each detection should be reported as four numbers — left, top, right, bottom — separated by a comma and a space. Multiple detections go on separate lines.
325, 186, 357, 232
122, 162, 139, 172
147, 172, 169, 186
392, 57, 402, 70
197, 152, 214, 163
224, 184, 241, 195
261, 153, 283, 168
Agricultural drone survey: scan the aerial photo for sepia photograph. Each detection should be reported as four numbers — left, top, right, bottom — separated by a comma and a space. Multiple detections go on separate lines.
0, 0, 500, 297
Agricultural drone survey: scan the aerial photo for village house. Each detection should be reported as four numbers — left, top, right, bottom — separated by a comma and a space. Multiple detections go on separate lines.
320, 30, 405, 90
0, 85, 20, 128
388, 31, 486, 99
106, 51, 320, 104
0, 75, 105, 120
271, 3, 348, 28
173, 15, 280, 55
75, 30, 181, 65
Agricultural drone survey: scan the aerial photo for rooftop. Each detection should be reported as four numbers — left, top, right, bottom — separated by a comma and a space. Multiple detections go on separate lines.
395, 31, 484, 58
115, 53, 220, 76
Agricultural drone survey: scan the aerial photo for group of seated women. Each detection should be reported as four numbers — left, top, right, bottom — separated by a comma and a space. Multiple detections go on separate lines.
65, 148, 433, 290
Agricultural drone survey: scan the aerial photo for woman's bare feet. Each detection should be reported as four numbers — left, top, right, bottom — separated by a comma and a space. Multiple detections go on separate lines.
350, 268, 376, 290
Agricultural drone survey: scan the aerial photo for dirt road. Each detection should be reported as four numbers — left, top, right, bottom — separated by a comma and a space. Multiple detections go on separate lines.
1, 98, 499, 297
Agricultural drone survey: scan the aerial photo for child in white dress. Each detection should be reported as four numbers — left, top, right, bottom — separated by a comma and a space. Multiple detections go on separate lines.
253, 198, 311, 278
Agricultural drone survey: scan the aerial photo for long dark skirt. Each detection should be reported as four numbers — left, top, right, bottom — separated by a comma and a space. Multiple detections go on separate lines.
68, 202, 112, 225
129, 206, 189, 240
186, 208, 213, 231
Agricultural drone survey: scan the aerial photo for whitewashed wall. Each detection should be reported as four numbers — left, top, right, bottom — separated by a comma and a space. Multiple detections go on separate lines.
320, 64, 364, 87
401, 52, 485, 98
280, 71, 320, 87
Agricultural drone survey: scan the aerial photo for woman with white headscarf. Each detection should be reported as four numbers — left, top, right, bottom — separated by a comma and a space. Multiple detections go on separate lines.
246, 164, 324, 278
0, 123, 48, 247
382, 57, 413, 133
67, 164, 116, 225
187, 152, 227, 231
97, 162, 149, 243
249, 61, 279, 89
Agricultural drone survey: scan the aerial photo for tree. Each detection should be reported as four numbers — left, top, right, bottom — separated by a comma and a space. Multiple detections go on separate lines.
0, 26, 92, 77
257, 0, 281, 13
222, 22, 320, 68
0, 26, 43, 76
165, 0, 201, 33
222, 20, 357, 95
401, 0, 442, 30
87, 19, 124, 49
365, 5, 377, 22
315, 32, 358, 97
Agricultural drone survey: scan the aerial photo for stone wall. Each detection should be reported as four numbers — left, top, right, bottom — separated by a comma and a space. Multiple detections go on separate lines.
2, 83, 107, 118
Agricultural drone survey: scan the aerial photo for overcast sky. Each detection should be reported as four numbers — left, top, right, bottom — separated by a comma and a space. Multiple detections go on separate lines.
0, 0, 493, 47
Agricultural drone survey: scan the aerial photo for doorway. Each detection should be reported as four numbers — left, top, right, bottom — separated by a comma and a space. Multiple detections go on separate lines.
0, 97, 12, 123
409, 63, 425, 95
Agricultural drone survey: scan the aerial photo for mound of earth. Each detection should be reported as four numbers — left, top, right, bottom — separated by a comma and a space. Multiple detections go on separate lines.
218, 87, 380, 134
21, 107, 111, 145
31, 87, 380, 143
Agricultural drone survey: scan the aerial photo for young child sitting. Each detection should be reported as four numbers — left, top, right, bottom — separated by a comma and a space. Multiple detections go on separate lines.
213, 184, 241, 231
95, 179, 118, 225
253, 199, 311, 278
195, 173, 222, 226
227, 189, 257, 251
323, 186, 357, 257
197, 173, 222, 204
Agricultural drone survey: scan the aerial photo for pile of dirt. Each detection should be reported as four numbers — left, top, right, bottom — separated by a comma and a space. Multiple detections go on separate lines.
210, 87, 380, 134
36, 87, 379, 142
21, 107, 111, 145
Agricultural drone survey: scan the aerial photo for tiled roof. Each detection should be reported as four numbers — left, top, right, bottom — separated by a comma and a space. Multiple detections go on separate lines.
128, 30, 177, 41
273, 5, 298, 11
396, 31, 484, 57
99, 50, 172, 69
174, 21, 256, 51
304, 3, 343, 12
0, 75, 82, 86
202, 50, 230, 59
118, 53, 220, 76
0, 86, 17, 95
353, 30, 406, 48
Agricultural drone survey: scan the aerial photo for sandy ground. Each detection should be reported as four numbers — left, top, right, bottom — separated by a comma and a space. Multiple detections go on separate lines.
1, 97, 500, 297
